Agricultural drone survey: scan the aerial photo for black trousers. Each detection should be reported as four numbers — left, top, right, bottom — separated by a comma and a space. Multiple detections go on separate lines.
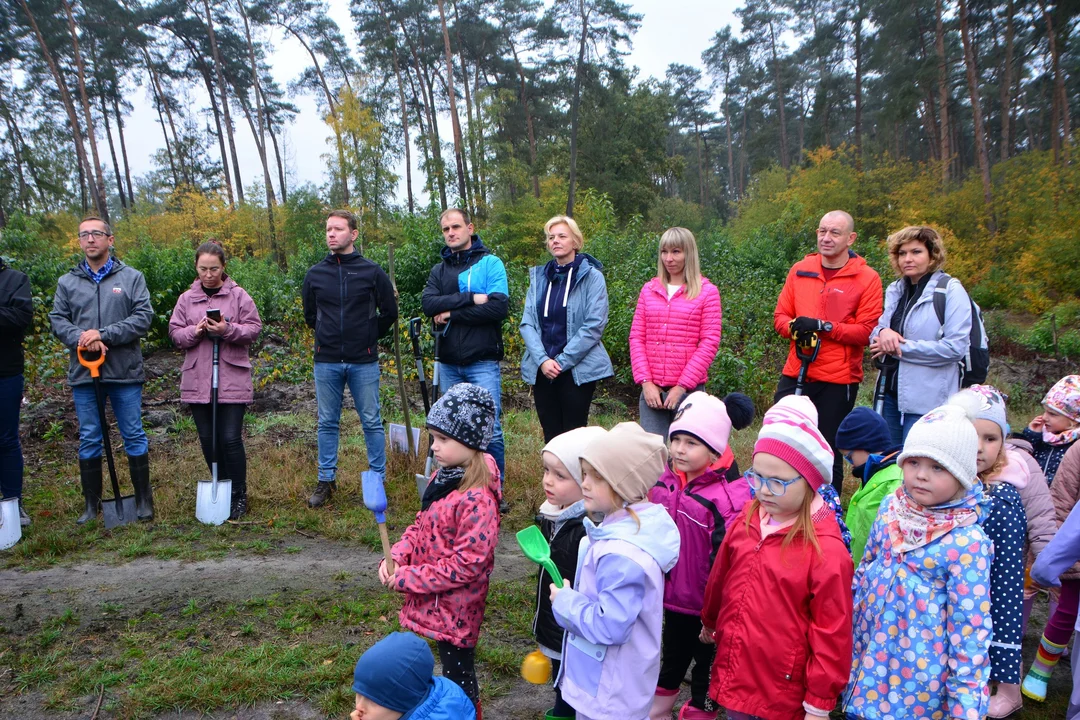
656, 610, 716, 711
437, 641, 479, 706
533, 368, 597, 444
190, 403, 247, 495
774, 376, 859, 496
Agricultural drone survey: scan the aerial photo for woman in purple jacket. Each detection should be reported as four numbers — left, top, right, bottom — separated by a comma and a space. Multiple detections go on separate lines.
169, 241, 262, 519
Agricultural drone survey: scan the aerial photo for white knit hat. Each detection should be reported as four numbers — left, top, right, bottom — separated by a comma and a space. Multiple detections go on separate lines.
543, 426, 609, 486
753, 395, 833, 491
898, 392, 982, 489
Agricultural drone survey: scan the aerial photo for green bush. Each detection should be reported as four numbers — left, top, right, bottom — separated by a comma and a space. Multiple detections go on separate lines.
1022, 301, 1080, 359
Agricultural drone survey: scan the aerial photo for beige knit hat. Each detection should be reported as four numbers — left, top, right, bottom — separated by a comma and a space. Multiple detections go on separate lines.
580, 422, 668, 504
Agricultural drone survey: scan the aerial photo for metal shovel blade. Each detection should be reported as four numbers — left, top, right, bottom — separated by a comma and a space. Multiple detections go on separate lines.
515, 525, 564, 587
101, 493, 138, 530
0, 497, 22, 550
196, 475, 232, 526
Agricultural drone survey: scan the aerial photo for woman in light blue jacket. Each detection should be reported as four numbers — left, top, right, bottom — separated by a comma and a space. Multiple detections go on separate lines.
870, 225, 972, 445
520, 216, 613, 442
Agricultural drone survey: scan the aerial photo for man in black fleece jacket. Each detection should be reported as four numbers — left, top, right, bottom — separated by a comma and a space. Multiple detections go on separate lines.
0, 258, 33, 527
302, 210, 398, 508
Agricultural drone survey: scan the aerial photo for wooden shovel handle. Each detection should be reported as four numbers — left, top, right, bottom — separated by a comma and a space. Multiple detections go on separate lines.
378, 523, 395, 575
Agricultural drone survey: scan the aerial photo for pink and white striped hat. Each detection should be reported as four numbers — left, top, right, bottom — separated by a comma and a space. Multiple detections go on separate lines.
753, 395, 834, 491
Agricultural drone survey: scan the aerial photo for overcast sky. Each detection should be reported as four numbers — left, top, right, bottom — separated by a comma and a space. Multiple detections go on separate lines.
119, 0, 740, 202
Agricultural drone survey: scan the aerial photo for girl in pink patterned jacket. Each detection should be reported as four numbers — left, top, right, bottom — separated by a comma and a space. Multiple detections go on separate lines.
379, 383, 500, 718
629, 227, 722, 439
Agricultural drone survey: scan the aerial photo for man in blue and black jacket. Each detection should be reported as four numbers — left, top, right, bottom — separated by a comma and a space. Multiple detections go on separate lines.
302, 210, 398, 508
421, 209, 509, 506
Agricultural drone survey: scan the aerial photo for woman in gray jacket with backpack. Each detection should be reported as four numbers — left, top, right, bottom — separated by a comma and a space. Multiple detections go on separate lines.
870, 225, 974, 445
520, 215, 613, 442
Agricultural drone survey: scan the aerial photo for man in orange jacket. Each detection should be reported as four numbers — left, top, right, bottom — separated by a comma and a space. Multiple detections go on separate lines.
773, 210, 883, 494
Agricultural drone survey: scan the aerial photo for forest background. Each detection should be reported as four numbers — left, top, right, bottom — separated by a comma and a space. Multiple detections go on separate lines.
3, 0, 1080, 405
3, 0, 1080, 717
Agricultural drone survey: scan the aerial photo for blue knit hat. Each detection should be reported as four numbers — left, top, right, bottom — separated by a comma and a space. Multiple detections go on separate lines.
352, 632, 434, 712
835, 407, 893, 453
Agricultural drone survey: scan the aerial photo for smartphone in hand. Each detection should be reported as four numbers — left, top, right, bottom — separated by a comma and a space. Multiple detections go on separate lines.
206, 308, 222, 323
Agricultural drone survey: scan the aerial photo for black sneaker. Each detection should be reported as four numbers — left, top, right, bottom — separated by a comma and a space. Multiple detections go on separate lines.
308, 481, 335, 508
499, 499, 510, 515
229, 495, 248, 521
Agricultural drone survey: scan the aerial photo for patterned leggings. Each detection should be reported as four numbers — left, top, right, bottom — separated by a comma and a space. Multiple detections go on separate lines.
437, 641, 479, 705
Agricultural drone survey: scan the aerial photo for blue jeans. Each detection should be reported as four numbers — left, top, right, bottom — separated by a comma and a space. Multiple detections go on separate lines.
440, 360, 505, 483
882, 393, 921, 447
72, 382, 149, 460
314, 361, 386, 479
0, 374, 23, 499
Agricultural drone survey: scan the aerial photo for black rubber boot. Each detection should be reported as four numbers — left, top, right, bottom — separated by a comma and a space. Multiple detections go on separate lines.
230, 479, 248, 520
128, 453, 154, 522
308, 481, 335, 508
76, 457, 102, 525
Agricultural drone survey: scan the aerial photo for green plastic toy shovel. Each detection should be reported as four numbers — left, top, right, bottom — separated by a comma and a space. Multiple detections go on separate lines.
516, 525, 564, 587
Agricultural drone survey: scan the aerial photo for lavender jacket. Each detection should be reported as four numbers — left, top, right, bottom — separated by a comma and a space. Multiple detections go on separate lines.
553, 503, 680, 720
169, 278, 262, 404
1031, 497, 1079, 590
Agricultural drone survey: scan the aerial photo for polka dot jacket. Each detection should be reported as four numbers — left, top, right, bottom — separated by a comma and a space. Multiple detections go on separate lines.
391, 454, 501, 649
844, 493, 994, 720
981, 482, 1026, 685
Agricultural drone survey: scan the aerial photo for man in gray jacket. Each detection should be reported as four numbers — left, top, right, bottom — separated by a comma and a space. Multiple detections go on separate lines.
49, 217, 155, 524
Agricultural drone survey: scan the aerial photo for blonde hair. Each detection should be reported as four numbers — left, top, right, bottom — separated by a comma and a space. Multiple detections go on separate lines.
459, 450, 493, 493
544, 216, 585, 252
657, 227, 703, 300
886, 225, 947, 277
744, 486, 821, 556
581, 459, 641, 531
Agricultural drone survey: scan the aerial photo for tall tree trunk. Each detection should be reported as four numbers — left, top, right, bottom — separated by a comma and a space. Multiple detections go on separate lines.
20, 0, 92, 214
454, 1, 482, 208
696, 122, 705, 206
935, 0, 951, 182
387, 37, 414, 213
269, 124, 286, 204
422, 67, 448, 209
509, 40, 540, 199
567, 0, 590, 217
142, 54, 187, 185
201, 66, 233, 201
436, 0, 469, 208
473, 64, 489, 194
766, 16, 789, 170
1000, 0, 1015, 160
150, 72, 178, 186
853, 3, 864, 167
958, 0, 993, 223
0, 103, 30, 210
204, 0, 244, 203
110, 91, 134, 207
739, 105, 748, 196
1041, 0, 1069, 162
235, 0, 283, 267
99, 89, 126, 209
60, 0, 109, 221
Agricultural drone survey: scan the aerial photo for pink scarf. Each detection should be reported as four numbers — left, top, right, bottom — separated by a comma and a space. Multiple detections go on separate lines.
884, 486, 981, 554
1043, 426, 1080, 447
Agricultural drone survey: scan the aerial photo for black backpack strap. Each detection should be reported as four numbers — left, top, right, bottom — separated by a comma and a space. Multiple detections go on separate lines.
932, 273, 950, 330
686, 491, 727, 567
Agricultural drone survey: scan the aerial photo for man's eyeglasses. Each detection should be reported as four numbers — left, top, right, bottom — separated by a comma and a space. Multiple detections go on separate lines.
744, 469, 804, 497
78, 230, 110, 240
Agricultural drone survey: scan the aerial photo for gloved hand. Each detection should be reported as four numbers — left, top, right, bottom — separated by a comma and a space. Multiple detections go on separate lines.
790, 316, 826, 334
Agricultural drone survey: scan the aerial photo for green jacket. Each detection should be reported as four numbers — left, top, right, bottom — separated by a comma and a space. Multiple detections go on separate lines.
845, 453, 903, 565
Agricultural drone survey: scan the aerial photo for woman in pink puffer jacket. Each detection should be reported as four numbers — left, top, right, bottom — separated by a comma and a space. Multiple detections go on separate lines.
629, 228, 722, 438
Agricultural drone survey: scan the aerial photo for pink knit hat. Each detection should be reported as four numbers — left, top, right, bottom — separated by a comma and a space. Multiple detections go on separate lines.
1043, 375, 1080, 423
669, 391, 755, 455
753, 395, 834, 491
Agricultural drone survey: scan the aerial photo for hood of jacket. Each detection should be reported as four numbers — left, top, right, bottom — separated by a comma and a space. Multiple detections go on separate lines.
318, 249, 367, 266
440, 235, 489, 266
538, 499, 587, 524
585, 502, 680, 573
70, 256, 127, 280
998, 444, 1033, 489
403, 676, 477, 720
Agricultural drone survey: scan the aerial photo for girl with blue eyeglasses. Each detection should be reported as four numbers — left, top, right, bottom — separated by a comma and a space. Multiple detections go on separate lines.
700, 395, 853, 720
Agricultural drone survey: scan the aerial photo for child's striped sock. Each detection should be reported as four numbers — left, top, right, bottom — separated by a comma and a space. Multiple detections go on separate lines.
1022, 636, 1068, 701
